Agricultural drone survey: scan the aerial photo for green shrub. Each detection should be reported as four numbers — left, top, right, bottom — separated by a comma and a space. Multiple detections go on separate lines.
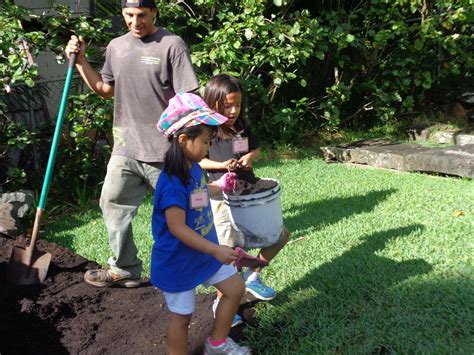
184, 0, 473, 143
1, 0, 472, 202
0, 1, 112, 200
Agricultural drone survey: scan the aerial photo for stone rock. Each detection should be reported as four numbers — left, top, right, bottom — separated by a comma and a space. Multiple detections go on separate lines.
323, 141, 474, 179
349, 144, 432, 171
0, 190, 34, 218
0, 203, 20, 235
321, 139, 393, 162
0, 190, 34, 236
320, 146, 352, 162
431, 131, 456, 145
455, 134, 474, 146
406, 125, 474, 147
406, 145, 474, 178
407, 126, 431, 142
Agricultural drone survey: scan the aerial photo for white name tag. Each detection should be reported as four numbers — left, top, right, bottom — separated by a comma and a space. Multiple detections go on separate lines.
189, 191, 209, 209
232, 137, 249, 154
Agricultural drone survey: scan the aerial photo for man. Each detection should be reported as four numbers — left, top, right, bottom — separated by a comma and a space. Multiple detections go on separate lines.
65, 0, 199, 287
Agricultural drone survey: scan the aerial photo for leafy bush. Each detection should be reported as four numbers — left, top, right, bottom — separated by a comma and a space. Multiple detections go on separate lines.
183, 0, 473, 142
0, 1, 112, 198
1, 0, 472, 201
153, 0, 473, 142
52, 92, 113, 199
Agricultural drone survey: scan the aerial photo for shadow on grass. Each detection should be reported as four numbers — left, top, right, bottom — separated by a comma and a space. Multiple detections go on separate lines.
277, 225, 430, 303
247, 225, 445, 353
284, 189, 396, 237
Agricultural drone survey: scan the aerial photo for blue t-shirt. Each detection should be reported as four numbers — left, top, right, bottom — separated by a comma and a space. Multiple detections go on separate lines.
150, 162, 222, 292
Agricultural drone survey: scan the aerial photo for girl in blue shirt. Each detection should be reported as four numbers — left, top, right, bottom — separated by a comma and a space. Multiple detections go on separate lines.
153, 92, 251, 355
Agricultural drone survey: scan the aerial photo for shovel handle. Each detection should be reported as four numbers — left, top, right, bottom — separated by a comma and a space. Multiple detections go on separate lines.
29, 53, 76, 255
27, 208, 44, 255
37, 53, 77, 210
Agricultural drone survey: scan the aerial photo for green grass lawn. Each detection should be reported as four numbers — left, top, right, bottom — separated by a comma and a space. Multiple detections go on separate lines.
45, 158, 474, 354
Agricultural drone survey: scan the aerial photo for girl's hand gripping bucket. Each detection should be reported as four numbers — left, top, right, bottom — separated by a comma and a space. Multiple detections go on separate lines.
223, 179, 283, 249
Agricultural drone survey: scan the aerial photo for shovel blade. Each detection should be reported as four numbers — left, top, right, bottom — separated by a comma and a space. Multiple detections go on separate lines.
7, 246, 52, 285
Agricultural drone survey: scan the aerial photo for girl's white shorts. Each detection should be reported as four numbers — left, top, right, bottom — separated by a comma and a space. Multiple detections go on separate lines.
162, 263, 237, 315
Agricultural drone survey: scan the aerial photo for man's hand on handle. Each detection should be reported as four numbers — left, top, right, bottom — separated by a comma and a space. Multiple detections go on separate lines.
65, 35, 86, 63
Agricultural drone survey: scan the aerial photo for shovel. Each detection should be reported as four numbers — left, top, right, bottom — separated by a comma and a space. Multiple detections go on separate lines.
7, 53, 77, 285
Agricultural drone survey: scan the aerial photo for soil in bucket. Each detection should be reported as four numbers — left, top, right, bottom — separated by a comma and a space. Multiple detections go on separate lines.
229, 178, 279, 197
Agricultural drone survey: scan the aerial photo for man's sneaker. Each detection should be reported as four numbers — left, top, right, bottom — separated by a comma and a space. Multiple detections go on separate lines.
84, 269, 141, 288
204, 337, 251, 355
245, 277, 276, 301
212, 299, 243, 327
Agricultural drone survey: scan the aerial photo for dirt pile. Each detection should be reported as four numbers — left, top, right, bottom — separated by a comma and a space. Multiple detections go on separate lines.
0, 234, 248, 354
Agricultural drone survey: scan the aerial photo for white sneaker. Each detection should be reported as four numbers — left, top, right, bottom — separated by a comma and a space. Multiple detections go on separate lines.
204, 337, 252, 355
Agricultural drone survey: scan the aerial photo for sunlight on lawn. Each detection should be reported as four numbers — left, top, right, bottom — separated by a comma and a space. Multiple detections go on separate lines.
46, 158, 474, 353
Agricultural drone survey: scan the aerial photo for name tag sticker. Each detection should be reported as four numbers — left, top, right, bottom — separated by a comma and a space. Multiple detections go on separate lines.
232, 137, 249, 154
190, 191, 209, 209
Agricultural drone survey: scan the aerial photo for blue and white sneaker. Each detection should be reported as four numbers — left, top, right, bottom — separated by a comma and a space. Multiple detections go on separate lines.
245, 277, 276, 301
212, 299, 244, 328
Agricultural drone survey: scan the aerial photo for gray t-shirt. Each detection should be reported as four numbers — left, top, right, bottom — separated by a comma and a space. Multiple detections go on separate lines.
208, 126, 259, 182
101, 29, 199, 162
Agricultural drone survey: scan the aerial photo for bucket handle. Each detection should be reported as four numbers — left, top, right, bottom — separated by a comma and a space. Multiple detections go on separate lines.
228, 167, 245, 207
225, 193, 280, 207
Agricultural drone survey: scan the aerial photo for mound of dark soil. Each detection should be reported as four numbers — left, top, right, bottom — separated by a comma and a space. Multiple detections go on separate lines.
0, 234, 250, 354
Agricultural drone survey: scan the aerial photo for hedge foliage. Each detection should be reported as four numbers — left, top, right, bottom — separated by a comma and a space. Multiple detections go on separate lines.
172, 0, 473, 141
1, 0, 473, 198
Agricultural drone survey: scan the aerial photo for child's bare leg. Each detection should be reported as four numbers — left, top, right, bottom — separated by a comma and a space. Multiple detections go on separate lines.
212, 273, 245, 340
167, 312, 192, 355
254, 227, 290, 272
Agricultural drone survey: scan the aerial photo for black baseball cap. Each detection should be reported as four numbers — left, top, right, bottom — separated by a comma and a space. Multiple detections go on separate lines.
121, 0, 156, 8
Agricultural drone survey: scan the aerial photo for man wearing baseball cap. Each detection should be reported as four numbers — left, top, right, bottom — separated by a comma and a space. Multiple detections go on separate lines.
65, 0, 199, 288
